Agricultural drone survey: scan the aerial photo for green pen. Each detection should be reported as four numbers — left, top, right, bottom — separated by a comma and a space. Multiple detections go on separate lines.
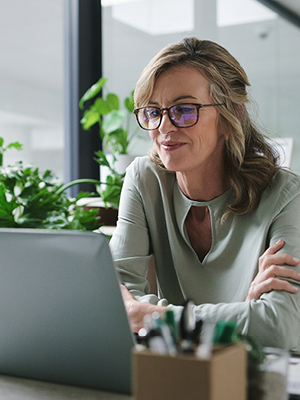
213, 320, 237, 344
164, 309, 179, 344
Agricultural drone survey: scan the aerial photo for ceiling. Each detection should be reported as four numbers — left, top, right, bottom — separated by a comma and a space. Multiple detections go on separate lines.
258, 0, 300, 23
275, 0, 300, 17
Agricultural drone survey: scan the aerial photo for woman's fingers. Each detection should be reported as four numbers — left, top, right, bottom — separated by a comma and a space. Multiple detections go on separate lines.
120, 284, 168, 333
258, 240, 284, 270
259, 240, 300, 272
246, 239, 300, 301
120, 283, 135, 301
259, 253, 300, 271
263, 239, 285, 255
246, 277, 299, 301
255, 264, 300, 284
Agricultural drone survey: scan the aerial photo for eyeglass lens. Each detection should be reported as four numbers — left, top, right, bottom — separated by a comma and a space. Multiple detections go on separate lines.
137, 104, 198, 130
169, 104, 198, 127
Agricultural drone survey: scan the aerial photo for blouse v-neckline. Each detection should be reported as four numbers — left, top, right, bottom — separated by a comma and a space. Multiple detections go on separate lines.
173, 181, 234, 263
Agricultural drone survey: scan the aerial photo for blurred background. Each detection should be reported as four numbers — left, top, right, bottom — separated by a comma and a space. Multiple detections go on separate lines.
0, 0, 299, 183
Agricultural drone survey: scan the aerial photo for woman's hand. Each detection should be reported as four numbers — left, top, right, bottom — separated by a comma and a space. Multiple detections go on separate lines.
246, 239, 300, 301
120, 284, 168, 333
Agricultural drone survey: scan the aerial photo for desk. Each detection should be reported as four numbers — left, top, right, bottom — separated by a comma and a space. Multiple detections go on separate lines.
0, 370, 298, 400
0, 375, 132, 400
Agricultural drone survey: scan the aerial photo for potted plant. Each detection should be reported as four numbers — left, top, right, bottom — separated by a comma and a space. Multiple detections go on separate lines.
78, 77, 141, 222
79, 77, 138, 157
0, 137, 102, 231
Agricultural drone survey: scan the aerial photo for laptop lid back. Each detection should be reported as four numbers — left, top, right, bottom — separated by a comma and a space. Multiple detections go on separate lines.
0, 228, 134, 393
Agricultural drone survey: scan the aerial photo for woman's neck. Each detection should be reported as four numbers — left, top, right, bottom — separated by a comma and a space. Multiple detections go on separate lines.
176, 168, 230, 202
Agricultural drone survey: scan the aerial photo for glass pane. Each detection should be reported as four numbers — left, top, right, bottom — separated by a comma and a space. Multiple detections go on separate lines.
0, 0, 64, 180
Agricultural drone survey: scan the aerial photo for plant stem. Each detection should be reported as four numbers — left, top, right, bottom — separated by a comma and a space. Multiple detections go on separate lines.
57, 178, 122, 195
56, 179, 101, 195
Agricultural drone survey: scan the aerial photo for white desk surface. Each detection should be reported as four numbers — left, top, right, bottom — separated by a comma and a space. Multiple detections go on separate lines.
0, 375, 132, 400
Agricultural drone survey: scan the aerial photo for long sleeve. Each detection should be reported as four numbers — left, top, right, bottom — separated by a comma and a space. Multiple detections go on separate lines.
110, 156, 300, 350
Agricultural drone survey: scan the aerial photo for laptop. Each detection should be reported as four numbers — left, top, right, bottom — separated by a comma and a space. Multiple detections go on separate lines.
0, 228, 135, 394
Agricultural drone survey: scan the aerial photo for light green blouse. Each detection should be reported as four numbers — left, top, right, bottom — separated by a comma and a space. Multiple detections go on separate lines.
110, 156, 300, 350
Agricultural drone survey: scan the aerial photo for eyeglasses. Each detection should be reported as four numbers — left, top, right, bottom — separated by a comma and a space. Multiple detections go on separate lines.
134, 103, 224, 131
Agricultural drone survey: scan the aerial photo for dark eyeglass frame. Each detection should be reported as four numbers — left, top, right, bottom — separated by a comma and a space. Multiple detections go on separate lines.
133, 103, 224, 131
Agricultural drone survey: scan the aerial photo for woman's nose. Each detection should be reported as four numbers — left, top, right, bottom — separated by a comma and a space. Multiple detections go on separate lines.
159, 111, 178, 134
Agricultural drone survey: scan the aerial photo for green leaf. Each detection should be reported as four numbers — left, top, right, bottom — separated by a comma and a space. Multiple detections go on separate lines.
106, 93, 119, 111
6, 142, 23, 151
0, 184, 17, 227
124, 91, 135, 113
94, 97, 111, 115
75, 191, 97, 201
80, 108, 100, 130
0, 159, 103, 231
96, 174, 123, 209
79, 77, 107, 109
101, 187, 122, 208
72, 207, 101, 230
104, 129, 128, 155
103, 110, 126, 134
94, 150, 113, 169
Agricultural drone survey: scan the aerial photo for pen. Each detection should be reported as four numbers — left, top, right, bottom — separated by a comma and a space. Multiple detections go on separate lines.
213, 320, 237, 344
164, 309, 179, 343
180, 299, 197, 352
148, 332, 169, 355
196, 321, 215, 359
138, 311, 177, 356
152, 311, 177, 356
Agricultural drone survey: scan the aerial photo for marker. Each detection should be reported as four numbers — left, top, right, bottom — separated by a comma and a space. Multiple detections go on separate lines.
152, 312, 177, 356
180, 299, 196, 352
164, 309, 179, 343
148, 332, 169, 355
213, 320, 237, 344
196, 321, 215, 359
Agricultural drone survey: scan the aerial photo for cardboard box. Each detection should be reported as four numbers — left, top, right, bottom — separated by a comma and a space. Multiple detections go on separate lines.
133, 344, 247, 400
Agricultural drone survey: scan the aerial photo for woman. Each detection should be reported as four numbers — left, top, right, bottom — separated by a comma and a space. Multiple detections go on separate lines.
110, 38, 300, 350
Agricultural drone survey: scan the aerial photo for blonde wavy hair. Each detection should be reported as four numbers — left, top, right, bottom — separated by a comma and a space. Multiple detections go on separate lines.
134, 37, 279, 217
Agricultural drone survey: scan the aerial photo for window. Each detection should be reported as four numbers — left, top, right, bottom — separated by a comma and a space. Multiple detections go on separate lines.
0, 0, 64, 180
102, 0, 300, 172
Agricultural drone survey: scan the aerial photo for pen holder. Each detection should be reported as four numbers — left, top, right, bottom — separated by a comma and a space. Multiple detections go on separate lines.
132, 343, 247, 400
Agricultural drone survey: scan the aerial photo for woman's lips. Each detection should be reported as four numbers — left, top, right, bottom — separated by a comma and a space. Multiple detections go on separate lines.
160, 141, 186, 151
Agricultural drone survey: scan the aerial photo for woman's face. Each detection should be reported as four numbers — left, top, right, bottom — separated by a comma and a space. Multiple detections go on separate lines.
149, 65, 226, 176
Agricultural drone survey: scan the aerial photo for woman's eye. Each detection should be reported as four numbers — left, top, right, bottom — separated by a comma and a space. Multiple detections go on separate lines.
178, 105, 193, 113
147, 108, 160, 118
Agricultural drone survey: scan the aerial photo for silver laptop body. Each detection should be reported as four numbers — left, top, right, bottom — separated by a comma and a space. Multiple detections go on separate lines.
0, 228, 134, 394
